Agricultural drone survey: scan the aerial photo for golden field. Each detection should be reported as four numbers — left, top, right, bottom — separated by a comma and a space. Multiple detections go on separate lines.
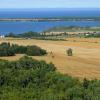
0, 37, 100, 79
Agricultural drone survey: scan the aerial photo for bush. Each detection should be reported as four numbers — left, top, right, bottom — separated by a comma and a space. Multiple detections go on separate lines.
67, 48, 73, 56
0, 43, 15, 56
0, 42, 47, 57
26, 46, 47, 56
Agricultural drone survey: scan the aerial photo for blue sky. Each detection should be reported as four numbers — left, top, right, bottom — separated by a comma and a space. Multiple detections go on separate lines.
0, 0, 100, 8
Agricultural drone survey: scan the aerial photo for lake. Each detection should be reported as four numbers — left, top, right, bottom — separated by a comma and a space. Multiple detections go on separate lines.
0, 8, 100, 34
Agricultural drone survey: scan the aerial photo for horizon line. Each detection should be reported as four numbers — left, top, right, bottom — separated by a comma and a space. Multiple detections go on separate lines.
0, 7, 100, 9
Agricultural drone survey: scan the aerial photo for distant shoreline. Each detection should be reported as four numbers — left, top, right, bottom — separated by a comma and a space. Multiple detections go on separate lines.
0, 17, 100, 22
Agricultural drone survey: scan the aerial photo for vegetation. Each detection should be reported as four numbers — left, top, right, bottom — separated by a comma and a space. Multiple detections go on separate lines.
85, 33, 100, 38
36, 37, 67, 41
5, 27, 100, 39
44, 26, 100, 33
19, 31, 40, 38
0, 42, 47, 57
0, 56, 100, 100
67, 48, 73, 56
6, 32, 17, 37
5, 31, 68, 41
6, 31, 40, 38
26, 46, 47, 56
1, 17, 100, 22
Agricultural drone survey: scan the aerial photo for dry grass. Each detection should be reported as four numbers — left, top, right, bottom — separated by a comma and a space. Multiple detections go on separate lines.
0, 37, 100, 79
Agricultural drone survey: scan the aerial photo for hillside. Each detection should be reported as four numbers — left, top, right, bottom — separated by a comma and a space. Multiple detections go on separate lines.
44, 26, 100, 33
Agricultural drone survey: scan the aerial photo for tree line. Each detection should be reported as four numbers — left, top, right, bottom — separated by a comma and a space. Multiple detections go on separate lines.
0, 42, 47, 57
6, 31, 40, 38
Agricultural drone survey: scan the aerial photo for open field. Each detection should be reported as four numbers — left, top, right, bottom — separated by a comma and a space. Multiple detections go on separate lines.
0, 38, 100, 79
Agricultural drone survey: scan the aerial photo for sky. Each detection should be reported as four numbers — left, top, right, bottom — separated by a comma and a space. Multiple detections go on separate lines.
0, 0, 100, 9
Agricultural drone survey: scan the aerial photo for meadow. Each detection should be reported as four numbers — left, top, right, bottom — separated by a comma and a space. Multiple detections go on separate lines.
0, 37, 100, 79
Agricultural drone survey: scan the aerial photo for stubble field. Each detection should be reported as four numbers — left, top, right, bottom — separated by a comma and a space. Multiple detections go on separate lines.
0, 37, 100, 79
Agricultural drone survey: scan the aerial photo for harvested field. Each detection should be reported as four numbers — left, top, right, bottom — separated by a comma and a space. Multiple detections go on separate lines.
0, 37, 100, 79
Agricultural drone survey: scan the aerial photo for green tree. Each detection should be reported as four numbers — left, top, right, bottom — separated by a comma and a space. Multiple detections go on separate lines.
67, 48, 73, 56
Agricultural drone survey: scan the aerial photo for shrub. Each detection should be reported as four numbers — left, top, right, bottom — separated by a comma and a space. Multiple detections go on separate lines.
0, 42, 47, 57
0, 43, 15, 56
26, 46, 47, 56
67, 48, 73, 56
83, 78, 89, 89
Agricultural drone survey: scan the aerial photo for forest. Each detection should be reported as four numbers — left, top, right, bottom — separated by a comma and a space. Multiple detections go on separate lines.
0, 56, 100, 100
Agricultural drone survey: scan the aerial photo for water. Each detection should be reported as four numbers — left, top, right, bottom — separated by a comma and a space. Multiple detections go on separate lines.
0, 8, 100, 34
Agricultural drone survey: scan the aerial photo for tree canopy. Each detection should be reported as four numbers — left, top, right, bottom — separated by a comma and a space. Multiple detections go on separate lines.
0, 56, 100, 100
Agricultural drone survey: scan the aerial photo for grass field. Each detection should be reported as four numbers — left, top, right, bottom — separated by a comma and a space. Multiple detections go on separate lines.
0, 37, 100, 79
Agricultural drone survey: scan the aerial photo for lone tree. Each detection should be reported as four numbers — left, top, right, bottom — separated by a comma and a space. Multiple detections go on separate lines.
66, 48, 73, 56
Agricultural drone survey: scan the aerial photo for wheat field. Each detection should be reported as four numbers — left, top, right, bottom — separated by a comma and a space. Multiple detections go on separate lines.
0, 38, 100, 79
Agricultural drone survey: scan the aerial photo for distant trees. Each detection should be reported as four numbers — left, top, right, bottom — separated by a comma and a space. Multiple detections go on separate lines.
6, 31, 40, 38
0, 42, 47, 57
21, 31, 40, 38
6, 32, 17, 37
67, 48, 73, 56
85, 33, 100, 38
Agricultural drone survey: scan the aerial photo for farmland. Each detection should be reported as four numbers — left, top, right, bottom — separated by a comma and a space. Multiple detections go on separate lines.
0, 37, 100, 79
